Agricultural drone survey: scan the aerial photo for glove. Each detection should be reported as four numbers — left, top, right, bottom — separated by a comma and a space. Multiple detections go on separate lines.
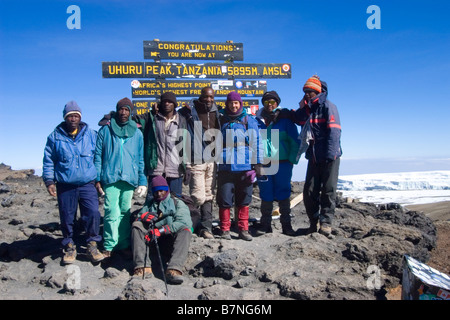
144, 225, 171, 244
139, 212, 158, 224
183, 168, 192, 186
245, 170, 256, 184
136, 186, 147, 198
145, 229, 161, 244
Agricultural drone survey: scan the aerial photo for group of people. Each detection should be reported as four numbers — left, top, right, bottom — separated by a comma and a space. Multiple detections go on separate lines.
42, 74, 342, 285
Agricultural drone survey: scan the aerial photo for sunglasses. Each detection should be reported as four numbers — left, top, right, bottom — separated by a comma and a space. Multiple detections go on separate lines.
263, 99, 277, 106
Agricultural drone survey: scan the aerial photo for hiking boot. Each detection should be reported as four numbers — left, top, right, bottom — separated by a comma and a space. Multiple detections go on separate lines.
239, 230, 253, 241
166, 269, 184, 285
282, 227, 296, 236
62, 243, 77, 264
133, 267, 153, 279
307, 220, 319, 234
86, 241, 105, 263
255, 223, 272, 236
102, 250, 112, 258
200, 229, 215, 239
281, 223, 296, 236
319, 224, 332, 237
220, 230, 231, 240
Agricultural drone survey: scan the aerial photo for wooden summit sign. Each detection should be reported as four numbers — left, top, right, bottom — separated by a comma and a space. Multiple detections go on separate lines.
102, 62, 291, 79
143, 40, 244, 61
131, 80, 267, 98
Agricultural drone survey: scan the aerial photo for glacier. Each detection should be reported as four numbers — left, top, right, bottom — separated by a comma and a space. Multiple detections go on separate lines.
337, 170, 450, 205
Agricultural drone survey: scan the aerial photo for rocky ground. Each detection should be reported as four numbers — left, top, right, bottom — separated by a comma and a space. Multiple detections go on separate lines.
0, 163, 447, 301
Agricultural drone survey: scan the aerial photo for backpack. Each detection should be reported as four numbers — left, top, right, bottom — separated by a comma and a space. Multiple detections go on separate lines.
170, 192, 201, 232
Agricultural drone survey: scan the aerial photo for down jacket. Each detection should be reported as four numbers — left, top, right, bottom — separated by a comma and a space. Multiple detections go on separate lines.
217, 109, 263, 172
43, 122, 97, 186
255, 107, 300, 165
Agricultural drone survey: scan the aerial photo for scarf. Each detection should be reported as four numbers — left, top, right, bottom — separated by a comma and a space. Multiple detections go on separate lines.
110, 116, 137, 138
260, 107, 280, 126
220, 107, 248, 127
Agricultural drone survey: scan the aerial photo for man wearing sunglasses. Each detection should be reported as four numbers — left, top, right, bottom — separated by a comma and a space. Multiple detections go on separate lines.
254, 91, 300, 236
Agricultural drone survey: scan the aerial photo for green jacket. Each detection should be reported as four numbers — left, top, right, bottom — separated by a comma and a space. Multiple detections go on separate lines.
133, 112, 159, 174
140, 194, 192, 234
255, 107, 300, 164
94, 124, 147, 187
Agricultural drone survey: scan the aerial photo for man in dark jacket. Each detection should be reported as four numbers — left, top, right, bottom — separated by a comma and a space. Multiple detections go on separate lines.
294, 76, 342, 236
143, 92, 187, 200
178, 87, 220, 239
43, 101, 104, 264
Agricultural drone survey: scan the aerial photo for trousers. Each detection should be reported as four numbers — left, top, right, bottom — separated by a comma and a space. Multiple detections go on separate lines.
216, 171, 253, 208
56, 181, 102, 247
131, 220, 191, 273
103, 180, 134, 251
303, 158, 340, 225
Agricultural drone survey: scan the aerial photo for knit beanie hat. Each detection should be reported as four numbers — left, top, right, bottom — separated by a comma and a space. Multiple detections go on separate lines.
116, 97, 133, 113
160, 91, 177, 106
303, 75, 322, 93
261, 90, 281, 106
63, 101, 82, 119
225, 91, 243, 115
151, 175, 169, 193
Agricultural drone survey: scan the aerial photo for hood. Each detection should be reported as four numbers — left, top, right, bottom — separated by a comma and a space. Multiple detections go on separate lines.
193, 99, 218, 114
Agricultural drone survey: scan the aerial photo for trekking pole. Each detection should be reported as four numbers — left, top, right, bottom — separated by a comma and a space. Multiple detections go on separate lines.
151, 222, 169, 297
143, 243, 148, 280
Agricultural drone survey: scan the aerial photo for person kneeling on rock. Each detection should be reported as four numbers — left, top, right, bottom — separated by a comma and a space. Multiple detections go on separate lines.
131, 176, 192, 284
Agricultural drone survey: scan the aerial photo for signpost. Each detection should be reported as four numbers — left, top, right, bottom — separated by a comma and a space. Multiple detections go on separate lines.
143, 40, 244, 61
102, 61, 291, 79
131, 79, 267, 98
102, 39, 292, 115
133, 99, 260, 115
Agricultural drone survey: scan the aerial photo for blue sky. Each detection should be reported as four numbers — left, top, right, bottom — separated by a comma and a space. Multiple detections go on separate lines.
1, 0, 449, 181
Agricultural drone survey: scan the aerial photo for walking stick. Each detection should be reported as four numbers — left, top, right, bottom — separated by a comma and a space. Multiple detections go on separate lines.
150, 221, 169, 297
143, 243, 148, 280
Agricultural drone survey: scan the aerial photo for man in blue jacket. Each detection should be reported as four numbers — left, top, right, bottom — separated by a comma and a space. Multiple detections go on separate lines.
294, 76, 342, 236
43, 101, 104, 264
